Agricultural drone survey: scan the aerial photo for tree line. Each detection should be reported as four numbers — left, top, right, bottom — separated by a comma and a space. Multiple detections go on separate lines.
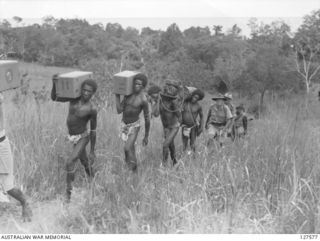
1, 10, 320, 107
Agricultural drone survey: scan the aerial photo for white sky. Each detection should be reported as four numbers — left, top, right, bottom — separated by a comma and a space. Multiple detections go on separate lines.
0, 0, 320, 34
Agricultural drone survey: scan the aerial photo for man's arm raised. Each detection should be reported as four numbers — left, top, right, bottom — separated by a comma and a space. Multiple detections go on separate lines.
115, 94, 125, 114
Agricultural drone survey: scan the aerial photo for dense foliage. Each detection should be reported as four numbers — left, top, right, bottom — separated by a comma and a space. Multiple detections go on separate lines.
1, 11, 320, 105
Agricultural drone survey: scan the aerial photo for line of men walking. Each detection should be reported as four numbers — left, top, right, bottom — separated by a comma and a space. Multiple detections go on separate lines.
0, 73, 249, 222
49, 74, 249, 203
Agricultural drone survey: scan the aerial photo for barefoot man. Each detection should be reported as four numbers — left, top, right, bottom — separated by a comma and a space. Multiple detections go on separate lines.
0, 93, 32, 221
51, 75, 97, 202
181, 89, 205, 153
153, 81, 182, 166
115, 73, 150, 172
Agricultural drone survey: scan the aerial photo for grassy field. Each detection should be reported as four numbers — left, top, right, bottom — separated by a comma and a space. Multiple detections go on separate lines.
0, 62, 319, 233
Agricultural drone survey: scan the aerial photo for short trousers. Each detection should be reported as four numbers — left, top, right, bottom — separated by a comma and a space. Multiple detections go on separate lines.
0, 137, 14, 192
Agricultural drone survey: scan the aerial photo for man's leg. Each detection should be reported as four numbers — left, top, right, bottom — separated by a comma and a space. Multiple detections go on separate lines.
124, 127, 140, 172
181, 127, 189, 152
7, 187, 32, 222
65, 137, 89, 202
162, 128, 170, 165
79, 148, 94, 178
207, 125, 217, 147
166, 127, 179, 166
190, 127, 197, 153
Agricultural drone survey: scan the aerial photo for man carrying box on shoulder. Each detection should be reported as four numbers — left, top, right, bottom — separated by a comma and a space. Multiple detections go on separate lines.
115, 73, 150, 172
0, 93, 33, 222
51, 74, 98, 202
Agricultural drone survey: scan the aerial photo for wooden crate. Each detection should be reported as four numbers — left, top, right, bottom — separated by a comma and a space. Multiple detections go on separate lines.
56, 71, 93, 98
0, 60, 20, 92
113, 70, 140, 95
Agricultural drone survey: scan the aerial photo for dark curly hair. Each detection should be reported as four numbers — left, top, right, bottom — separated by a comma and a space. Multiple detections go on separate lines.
133, 73, 148, 88
81, 79, 98, 93
191, 89, 205, 101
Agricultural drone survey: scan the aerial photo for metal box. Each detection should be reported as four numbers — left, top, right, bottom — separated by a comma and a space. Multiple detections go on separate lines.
56, 71, 93, 98
0, 60, 20, 92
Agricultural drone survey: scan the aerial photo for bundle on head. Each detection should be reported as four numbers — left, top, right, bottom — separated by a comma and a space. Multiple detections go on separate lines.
147, 85, 162, 95
162, 79, 181, 99
165, 79, 181, 89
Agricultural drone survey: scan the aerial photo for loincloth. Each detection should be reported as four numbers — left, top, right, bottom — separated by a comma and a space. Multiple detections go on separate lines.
67, 130, 89, 145
181, 124, 197, 137
120, 119, 141, 142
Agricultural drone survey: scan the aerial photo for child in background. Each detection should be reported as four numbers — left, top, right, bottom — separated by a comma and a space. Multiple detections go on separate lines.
232, 105, 248, 140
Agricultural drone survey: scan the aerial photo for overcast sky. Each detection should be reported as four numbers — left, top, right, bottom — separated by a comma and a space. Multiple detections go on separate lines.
1, 0, 320, 34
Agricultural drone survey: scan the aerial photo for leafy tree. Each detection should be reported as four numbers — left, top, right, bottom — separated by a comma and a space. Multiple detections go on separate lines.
213, 36, 248, 91
159, 23, 183, 56
246, 44, 290, 108
213, 25, 223, 36
293, 9, 320, 93
105, 23, 124, 38
183, 26, 210, 39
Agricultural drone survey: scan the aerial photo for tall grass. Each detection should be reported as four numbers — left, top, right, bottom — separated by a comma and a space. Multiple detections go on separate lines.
0, 65, 319, 234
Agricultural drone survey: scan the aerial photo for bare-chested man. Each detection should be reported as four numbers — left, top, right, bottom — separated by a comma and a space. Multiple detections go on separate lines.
115, 73, 150, 172
0, 93, 32, 221
147, 85, 162, 119
152, 82, 182, 166
181, 89, 205, 153
51, 75, 97, 202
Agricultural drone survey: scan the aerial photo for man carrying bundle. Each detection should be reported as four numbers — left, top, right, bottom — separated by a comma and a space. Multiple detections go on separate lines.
115, 73, 150, 172
205, 94, 233, 147
0, 93, 32, 221
51, 75, 98, 202
152, 80, 182, 166
181, 89, 205, 154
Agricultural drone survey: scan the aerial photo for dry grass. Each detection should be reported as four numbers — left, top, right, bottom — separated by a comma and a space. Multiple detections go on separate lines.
0, 63, 319, 234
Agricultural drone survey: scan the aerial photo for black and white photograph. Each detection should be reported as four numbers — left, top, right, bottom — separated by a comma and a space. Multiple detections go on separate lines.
0, 0, 320, 236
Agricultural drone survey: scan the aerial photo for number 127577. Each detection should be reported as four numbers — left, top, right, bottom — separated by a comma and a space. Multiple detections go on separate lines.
300, 235, 318, 240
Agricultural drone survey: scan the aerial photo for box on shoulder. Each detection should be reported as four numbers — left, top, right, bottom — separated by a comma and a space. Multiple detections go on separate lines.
0, 60, 20, 92
56, 71, 93, 99
113, 70, 141, 96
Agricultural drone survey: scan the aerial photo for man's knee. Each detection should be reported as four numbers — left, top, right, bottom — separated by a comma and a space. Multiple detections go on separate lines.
124, 143, 132, 153
163, 141, 171, 149
66, 161, 76, 173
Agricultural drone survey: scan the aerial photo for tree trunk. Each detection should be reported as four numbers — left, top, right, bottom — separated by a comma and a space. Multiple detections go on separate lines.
305, 78, 310, 94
